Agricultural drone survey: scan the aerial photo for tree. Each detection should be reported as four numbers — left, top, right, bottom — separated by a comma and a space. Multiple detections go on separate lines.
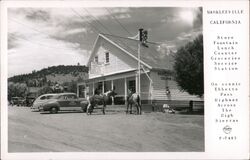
173, 34, 203, 97
63, 81, 77, 93
37, 86, 53, 96
8, 82, 29, 101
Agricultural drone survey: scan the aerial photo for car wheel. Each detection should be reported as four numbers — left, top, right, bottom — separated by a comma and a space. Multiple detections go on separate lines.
50, 107, 58, 114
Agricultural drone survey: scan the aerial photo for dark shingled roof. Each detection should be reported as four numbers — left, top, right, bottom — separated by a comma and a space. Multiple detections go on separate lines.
101, 34, 174, 71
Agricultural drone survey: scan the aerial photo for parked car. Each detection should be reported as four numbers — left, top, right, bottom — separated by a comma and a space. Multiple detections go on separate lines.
31, 94, 57, 111
10, 97, 26, 106
39, 93, 88, 114
25, 96, 36, 107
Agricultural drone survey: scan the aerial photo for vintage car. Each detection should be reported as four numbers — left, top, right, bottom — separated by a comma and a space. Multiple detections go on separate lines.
31, 93, 58, 111
25, 96, 36, 107
39, 93, 88, 114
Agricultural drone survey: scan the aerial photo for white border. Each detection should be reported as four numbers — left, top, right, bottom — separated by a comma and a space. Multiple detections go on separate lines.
1, 1, 249, 160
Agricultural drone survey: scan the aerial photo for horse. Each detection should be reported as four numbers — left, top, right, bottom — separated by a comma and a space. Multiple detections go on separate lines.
126, 92, 142, 115
86, 90, 116, 115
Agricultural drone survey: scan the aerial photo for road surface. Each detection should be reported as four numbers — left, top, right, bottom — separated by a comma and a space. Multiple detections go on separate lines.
8, 106, 204, 152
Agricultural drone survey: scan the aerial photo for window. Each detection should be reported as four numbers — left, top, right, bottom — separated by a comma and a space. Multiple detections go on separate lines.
67, 95, 77, 99
63, 96, 68, 100
128, 80, 136, 93
94, 56, 98, 63
40, 96, 46, 100
46, 95, 54, 99
105, 52, 109, 63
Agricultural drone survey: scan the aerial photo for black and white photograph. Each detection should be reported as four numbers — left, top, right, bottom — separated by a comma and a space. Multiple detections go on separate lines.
7, 6, 204, 153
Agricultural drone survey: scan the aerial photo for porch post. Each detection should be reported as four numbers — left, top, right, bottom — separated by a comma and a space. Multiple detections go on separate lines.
111, 80, 114, 105
92, 81, 95, 96
76, 83, 79, 97
111, 80, 114, 90
85, 83, 88, 98
135, 74, 138, 93
102, 81, 105, 94
124, 77, 127, 105
150, 81, 153, 104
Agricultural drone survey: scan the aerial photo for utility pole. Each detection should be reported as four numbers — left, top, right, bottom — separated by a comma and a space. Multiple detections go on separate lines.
138, 40, 141, 97
137, 28, 148, 99
138, 28, 143, 97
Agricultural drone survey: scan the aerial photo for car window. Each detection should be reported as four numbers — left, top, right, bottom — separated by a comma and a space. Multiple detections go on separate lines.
46, 95, 54, 99
53, 95, 60, 99
40, 96, 46, 100
67, 95, 77, 99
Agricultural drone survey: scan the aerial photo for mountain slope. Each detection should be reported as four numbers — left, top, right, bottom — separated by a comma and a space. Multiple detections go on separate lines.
8, 65, 89, 87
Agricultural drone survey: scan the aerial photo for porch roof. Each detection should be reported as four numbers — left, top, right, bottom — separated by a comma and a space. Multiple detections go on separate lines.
84, 69, 137, 83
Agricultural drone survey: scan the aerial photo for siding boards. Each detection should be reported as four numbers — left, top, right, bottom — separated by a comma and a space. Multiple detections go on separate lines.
140, 74, 150, 100
151, 71, 203, 101
89, 38, 138, 79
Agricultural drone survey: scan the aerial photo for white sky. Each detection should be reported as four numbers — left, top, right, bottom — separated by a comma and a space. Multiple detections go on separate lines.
8, 7, 202, 77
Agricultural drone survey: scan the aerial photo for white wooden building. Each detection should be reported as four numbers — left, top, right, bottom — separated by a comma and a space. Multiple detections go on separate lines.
77, 33, 203, 105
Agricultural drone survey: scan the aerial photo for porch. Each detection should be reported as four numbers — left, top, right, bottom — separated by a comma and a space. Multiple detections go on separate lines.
77, 71, 152, 105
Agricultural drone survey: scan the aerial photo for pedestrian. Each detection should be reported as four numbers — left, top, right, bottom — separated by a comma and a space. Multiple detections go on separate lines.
166, 86, 171, 100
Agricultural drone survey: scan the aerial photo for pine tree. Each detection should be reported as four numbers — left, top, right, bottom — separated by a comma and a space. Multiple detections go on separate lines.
173, 34, 203, 97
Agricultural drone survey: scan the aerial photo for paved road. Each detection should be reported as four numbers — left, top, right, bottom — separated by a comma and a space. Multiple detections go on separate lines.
8, 106, 204, 152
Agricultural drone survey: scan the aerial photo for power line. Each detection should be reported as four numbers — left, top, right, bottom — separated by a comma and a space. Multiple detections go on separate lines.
70, 8, 102, 35
80, 9, 140, 54
9, 17, 93, 47
105, 8, 133, 37
9, 33, 77, 50
72, 8, 165, 60
83, 8, 113, 35
9, 18, 51, 38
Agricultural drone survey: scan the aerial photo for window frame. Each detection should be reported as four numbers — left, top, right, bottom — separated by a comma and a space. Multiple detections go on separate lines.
105, 52, 110, 64
40, 96, 46, 100
94, 56, 98, 63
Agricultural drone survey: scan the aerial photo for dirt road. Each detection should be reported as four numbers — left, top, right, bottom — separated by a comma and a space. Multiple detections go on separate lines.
8, 106, 204, 152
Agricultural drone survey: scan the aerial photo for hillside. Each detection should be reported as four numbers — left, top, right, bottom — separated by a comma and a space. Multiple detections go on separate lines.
8, 65, 89, 87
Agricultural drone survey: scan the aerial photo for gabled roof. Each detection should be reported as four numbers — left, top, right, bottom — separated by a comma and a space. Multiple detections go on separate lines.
88, 33, 174, 71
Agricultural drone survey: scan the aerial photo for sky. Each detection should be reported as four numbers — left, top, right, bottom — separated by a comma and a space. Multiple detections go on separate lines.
8, 7, 202, 77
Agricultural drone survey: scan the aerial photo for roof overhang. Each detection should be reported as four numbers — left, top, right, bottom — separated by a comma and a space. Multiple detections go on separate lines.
87, 34, 101, 67
87, 68, 137, 82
